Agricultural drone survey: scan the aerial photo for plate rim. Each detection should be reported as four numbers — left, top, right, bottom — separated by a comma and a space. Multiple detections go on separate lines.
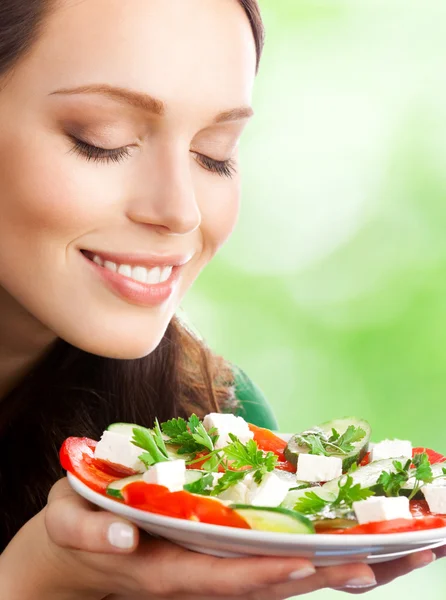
67, 472, 446, 549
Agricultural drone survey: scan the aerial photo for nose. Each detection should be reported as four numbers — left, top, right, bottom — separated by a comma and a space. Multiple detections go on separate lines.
127, 146, 201, 235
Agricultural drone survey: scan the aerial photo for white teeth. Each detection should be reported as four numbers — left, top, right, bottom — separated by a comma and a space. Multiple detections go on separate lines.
117, 264, 132, 278
160, 266, 172, 283
94, 255, 173, 285
132, 266, 148, 283
146, 266, 161, 284
104, 261, 117, 273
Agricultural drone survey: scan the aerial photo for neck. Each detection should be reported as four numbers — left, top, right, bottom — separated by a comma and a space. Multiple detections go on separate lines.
0, 286, 56, 399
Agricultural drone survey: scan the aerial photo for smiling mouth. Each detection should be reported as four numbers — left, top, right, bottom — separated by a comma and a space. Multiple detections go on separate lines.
81, 250, 177, 285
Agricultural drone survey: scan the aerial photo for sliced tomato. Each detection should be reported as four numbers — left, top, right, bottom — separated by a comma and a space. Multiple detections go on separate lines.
358, 447, 445, 469
60, 437, 127, 494
248, 424, 296, 472
410, 500, 431, 519
186, 451, 226, 472
336, 516, 446, 535
360, 452, 371, 467
122, 481, 250, 529
413, 447, 446, 465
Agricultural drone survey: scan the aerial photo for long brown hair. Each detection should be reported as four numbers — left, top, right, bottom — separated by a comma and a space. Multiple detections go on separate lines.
0, 0, 264, 551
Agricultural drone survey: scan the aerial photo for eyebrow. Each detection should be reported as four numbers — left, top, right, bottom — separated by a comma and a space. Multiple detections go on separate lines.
50, 84, 254, 123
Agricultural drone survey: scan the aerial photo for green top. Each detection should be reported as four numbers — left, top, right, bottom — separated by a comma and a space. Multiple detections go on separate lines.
229, 365, 279, 431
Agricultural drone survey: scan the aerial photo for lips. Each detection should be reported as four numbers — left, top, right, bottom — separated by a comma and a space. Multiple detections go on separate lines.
81, 249, 192, 307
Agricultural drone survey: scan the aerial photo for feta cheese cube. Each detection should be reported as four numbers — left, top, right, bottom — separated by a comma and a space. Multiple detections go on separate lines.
94, 430, 145, 473
143, 459, 186, 492
353, 496, 413, 525
296, 454, 343, 483
214, 473, 251, 504
423, 484, 446, 514
246, 471, 290, 507
203, 413, 254, 449
371, 439, 412, 462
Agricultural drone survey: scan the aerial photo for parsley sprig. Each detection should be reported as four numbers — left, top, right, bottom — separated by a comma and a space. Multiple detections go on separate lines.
294, 475, 374, 516
131, 420, 170, 467
377, 452, 446, 500
135, 414, 278, 495
296, 425, 366, 457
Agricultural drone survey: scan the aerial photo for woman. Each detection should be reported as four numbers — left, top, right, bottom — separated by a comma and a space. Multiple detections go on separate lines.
0, 0, 438, 598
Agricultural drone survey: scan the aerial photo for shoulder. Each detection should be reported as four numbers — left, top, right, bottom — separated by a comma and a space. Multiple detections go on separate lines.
224, 364, 279, 431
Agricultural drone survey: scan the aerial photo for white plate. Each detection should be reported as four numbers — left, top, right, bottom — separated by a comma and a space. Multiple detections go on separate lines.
67, 472, 446, 566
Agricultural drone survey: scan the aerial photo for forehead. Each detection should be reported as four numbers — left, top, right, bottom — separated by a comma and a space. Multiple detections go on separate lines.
17, 0, 256, 118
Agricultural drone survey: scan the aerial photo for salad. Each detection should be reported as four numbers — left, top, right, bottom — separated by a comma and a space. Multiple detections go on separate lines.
60, 414, 446, 535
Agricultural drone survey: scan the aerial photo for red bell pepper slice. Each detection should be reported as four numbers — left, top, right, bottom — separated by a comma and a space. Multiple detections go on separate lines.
122, 481, 250, 528
248, 424, 296, 472
60, 437, 134, 494
413, 447, 446, 464
336, 516, 446, 535
359, 447, 446, 469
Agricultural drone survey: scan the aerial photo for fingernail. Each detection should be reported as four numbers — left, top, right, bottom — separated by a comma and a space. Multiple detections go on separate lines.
288, 566, 317, 580
343, 577, 377, 589
415, 552, 436, 568
107, 522, 135, 549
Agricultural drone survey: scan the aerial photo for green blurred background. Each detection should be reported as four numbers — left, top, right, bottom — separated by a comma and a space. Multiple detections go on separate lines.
183, 0, 446, 596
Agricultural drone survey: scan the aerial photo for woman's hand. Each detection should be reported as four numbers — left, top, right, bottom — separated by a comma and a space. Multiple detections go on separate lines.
0, 478, 435, 600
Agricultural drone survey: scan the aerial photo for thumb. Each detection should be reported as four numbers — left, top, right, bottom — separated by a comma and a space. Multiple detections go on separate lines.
45, 478, 139, 554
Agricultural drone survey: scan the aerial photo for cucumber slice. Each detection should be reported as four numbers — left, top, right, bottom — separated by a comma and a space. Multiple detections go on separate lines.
107, 422, 146, 436
106, 474, 145, 500
314, 517, 358, 531
322, 457, 407, 494
231, 505, 315, 534
284, 417, 371, 472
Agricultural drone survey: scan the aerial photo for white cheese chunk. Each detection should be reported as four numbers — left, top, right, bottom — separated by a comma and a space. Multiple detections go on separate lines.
203, 412, 254, 450
213, 473, 251, 504
246, 471, 291, 507
353, 496, 413, 525
143, 459, 186, 492
296, 454, 343, 483
94, 430, 146, 473
423, 484, 446, 514
371, 439, 412, 462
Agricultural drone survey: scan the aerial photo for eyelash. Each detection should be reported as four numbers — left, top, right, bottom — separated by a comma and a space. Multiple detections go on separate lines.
69, 138, 237, 178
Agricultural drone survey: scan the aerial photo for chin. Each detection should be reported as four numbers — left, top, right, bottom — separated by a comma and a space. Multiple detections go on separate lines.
58, 319, 169, 360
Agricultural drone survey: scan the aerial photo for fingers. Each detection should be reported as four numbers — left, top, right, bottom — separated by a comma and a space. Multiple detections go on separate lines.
247, 562, 377, 600
129, 537, 378, 599
45, 478, 139, 554
339, 550, 436, 595
130, 538, 319, 596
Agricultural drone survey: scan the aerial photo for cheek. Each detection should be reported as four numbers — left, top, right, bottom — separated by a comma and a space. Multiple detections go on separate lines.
197, 176, 240, 261
0, 129, 119, 260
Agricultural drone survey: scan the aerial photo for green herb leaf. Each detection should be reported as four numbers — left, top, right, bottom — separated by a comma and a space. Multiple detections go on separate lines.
413, 453, 434, 484
211, 471, 247, 496
376, 459, 411, 497
294, 492, 331, 515
333, 475, 374, 507
333, 426, 366, 454
161, 414, 215, 456
132, 427, 169, 464
184, 473, 214, 495
161, 417, 188, 439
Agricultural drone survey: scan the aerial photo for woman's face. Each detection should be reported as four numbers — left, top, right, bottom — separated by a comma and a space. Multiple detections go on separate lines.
0, 0, 256, 358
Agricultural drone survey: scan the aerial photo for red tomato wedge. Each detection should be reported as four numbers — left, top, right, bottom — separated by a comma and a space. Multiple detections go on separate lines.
122, 481, 250, 529
413, 447, 446, 464
359, 447, 446, 468
336, 516, 446, 535
60, 437, 132, 494
248, 424, 296, 473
